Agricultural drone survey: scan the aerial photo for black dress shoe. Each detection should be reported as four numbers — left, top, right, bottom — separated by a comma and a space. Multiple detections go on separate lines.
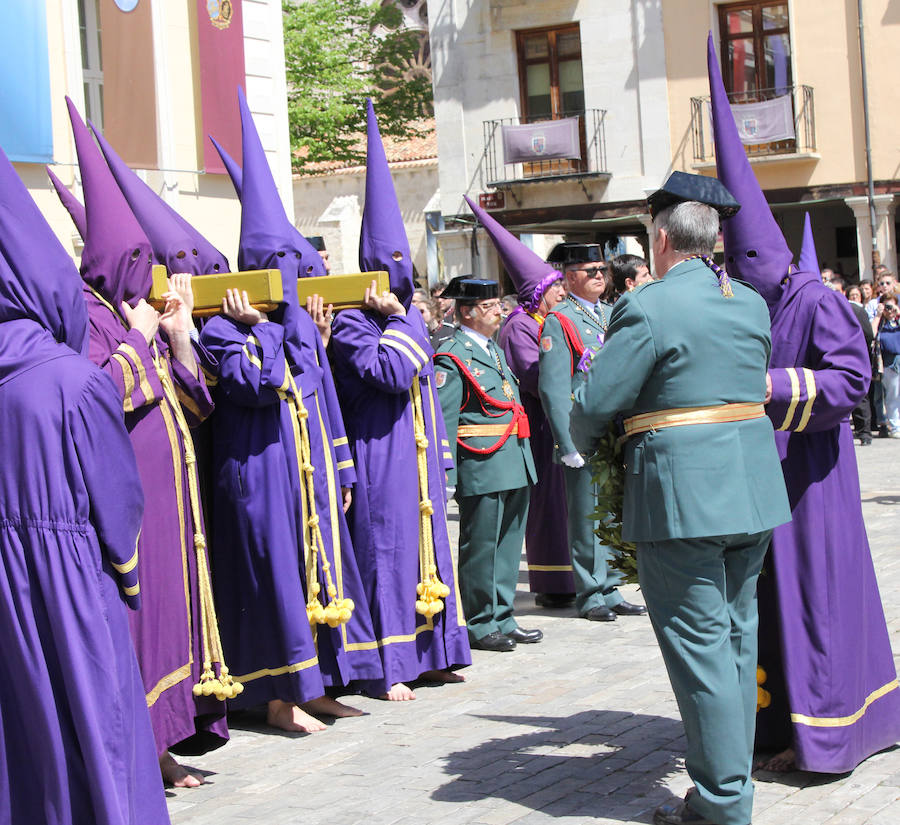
534, 592, 576, 608
611, 600, 648, 617
860, 436, 872, 445
582, 605, 616, 622
653, 794, 718, 825
505, 626, 543, 644
470, 631, 516, 652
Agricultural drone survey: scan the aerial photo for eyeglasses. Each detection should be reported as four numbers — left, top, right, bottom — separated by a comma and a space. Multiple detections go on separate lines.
573, 266, 607, 278
474, 300, 501, 311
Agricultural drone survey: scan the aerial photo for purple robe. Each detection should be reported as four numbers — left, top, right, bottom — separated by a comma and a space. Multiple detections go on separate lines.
757, 273, 900, 772
499, 309, 574, 594
199, 306, 384, 707
330, 307, 471, 693
84, 289, 228, 754
0, 321, 169, 825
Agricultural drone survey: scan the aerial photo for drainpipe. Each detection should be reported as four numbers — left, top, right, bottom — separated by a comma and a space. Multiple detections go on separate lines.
857, 0, 879, 267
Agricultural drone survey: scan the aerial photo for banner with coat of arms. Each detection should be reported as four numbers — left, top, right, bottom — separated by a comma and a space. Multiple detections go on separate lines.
501, 117, 581, 164
197, 0, 246, 174
708, 94, 796, 146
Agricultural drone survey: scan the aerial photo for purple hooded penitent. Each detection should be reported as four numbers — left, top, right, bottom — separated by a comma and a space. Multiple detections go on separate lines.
92, 125, 229, 276
67, 96, 231, 758
46, 166, 87, 242
359, 99, 414, 309
0, 143, 170, 825
464, 195, 561, 311
329, 100, 471, 693
67, 96, 154, 310
708, 34, 793, 310
707, 33, 900, 773
198, 87, 383, 704
796, 212, 819, 277
467, 195, 573, 595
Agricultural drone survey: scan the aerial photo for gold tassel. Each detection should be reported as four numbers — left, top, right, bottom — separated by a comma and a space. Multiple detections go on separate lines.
411, 380, 449, 617
285, 372, 354, 629
152, 346, 241, 701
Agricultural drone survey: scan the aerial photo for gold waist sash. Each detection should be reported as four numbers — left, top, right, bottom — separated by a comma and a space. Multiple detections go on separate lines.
458, 422, 519, 438
623, 402, 765, 437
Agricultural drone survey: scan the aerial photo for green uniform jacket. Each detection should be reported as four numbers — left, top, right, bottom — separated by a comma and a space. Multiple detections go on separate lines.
570, 258, 791, 543
435, 329, 537, 495
538, 296, 613, 461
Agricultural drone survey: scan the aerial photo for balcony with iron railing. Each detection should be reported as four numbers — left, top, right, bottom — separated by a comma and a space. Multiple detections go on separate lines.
482, 109, 609, 189
691, 85, 817, 165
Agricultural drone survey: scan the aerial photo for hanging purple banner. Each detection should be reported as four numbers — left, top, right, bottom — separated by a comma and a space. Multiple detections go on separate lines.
501, 118, 581, 164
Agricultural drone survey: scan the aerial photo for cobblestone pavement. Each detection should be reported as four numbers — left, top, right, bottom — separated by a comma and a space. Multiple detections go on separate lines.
168, 440, 900, 825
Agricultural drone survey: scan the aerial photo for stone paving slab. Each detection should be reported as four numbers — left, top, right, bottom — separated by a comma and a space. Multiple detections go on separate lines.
168, 440, 900, 824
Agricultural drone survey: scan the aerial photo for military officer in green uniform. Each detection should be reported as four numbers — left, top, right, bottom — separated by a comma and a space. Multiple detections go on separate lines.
538, 243, 647, 622
570, 173, 791, 825
435, 277, 540, 652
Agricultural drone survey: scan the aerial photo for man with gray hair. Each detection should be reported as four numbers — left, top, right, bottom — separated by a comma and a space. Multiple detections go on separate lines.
570, 172, 790, 825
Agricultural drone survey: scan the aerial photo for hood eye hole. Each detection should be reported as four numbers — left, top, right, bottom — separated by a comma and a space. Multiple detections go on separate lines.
306, 265, 314, 274
391, 250, 403, 261
213, 263, 220, 271
295, 252, 301, 259
727, 256, 735, 263
747, 250, 758, 258
131, 248, 141, 261
176, 250, 187, 259
277, 251, 286, 258
192, 249, 198, 256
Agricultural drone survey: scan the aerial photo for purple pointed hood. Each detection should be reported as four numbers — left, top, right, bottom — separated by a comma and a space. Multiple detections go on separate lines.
360, 99, 414, 309
92, 125, 228, 276
211, 136, 243, 198
707, 33, 793, 309
464, 195, 560, 310
235, 88, 324, 367
796, 212, 820, 277
66, 97, 154, 309
0, 144, 89, 382
0, 144, 88, 352
46, 166, 87, 241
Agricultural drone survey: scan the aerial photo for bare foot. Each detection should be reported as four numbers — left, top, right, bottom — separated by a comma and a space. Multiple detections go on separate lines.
418, 669, 466, 684
159, 752, 203, 788
300, 695, 363, 718
266, 699, 327, 732
378, 682, 416, 701
754, 748, 796, 772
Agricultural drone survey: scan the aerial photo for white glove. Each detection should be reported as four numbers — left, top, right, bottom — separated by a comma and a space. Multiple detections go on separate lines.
560, 451, 585, 469
445, 486, 456, 502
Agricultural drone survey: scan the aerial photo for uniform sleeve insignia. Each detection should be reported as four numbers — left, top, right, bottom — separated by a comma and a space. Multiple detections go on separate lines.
435, 371, 447, 388
540, 337, 553, 352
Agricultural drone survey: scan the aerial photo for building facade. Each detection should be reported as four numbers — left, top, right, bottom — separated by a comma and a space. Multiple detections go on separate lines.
7, 0, 293, 269
428, 0, 899, 283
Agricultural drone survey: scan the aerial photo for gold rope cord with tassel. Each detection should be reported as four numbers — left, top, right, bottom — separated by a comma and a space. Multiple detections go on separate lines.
283, 370, 354, 629
410, 379, 450, 616
151, 344, 242, 701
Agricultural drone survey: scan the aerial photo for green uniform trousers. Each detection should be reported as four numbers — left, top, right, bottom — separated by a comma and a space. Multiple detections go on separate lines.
457, 486, 529, 640
563, 464, 623, 614
637, 531, 771, 825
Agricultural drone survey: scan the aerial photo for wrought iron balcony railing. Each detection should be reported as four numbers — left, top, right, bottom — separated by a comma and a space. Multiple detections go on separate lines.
482, 108, 608, 188
691, 85, 816, 163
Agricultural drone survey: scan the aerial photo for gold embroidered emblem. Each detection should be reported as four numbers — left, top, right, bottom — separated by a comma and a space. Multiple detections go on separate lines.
207, 0, 233, 29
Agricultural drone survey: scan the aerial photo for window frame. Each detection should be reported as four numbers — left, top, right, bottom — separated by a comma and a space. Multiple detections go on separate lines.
514, 23, 584, 124
717, 0, 792, 99
78, 0, 104, 132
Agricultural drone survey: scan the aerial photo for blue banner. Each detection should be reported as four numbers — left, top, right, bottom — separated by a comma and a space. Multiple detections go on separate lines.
0, 4, 52, 162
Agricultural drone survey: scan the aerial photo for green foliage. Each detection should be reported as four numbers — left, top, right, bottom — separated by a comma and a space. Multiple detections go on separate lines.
588, 424, 640, 585
282, 0, 433, 172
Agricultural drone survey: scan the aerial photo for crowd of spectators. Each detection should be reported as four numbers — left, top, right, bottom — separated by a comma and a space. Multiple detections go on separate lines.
828, 264, 900, 441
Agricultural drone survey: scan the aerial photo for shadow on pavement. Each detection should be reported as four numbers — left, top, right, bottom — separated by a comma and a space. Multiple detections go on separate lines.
431, 710, 685, 821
